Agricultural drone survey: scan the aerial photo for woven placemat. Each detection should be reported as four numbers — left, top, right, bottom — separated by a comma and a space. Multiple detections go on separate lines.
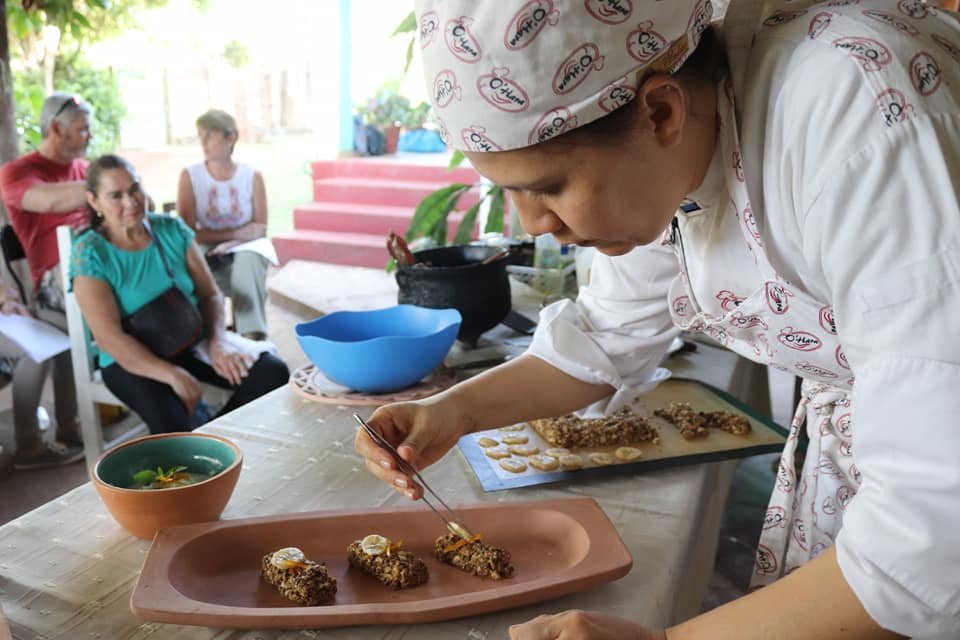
289, 364, 459, 406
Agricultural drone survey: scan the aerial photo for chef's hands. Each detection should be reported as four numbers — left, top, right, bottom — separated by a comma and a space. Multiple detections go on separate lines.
509, 610, 664, 640
355, 397, 472, 499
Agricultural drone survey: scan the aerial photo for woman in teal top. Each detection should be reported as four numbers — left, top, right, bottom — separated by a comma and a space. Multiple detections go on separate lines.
70, 155, 288, 433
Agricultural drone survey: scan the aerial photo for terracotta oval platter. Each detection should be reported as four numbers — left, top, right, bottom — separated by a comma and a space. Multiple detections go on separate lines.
130, 497, 632, 629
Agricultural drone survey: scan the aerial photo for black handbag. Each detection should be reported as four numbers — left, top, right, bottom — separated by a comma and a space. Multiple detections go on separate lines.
121, 221, 203, 358
0, 224, 27, 303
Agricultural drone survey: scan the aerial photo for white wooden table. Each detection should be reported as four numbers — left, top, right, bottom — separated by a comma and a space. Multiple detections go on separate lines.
0, 339, 770, 639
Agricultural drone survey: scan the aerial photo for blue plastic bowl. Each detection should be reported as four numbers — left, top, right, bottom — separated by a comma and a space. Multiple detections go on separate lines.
295, 305, 462, 393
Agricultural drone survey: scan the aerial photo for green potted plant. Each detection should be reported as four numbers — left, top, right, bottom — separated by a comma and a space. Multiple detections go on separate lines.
356, 88, 414, 154
383, 12, 509, 268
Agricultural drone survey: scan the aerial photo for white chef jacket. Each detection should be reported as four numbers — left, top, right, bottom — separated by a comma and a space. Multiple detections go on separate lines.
526, 2, 960, 636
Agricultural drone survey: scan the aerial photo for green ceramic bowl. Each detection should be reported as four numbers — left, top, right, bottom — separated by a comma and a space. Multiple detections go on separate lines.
91, 433, 243, 539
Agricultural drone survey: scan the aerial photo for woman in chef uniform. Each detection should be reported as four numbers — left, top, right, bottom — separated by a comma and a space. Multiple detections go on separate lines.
357, 1, 960, 637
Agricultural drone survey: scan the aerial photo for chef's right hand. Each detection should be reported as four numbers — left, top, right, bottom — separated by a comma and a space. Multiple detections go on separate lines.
356, 398, 472, 500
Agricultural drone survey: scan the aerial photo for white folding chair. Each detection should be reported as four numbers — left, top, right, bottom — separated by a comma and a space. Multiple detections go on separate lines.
56, 225, 230, 468
56, 225, 149, 467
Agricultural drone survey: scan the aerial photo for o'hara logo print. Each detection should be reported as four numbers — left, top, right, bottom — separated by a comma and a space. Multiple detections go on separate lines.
763, 9, 807, 27
794, 361, 838, 378
837, 412, 852, 437
626, 21, 665, 62
910, 52, 942, 96
817, 456, 843, 479
528, 107, 579, 144
419, 11, 440, 48
808, 12, 833, 39
776, 457, 795, 492
597, 76, 636, 112
461, 126, 502, 152
433, 70, 462, 108
763, 506, 787, 530
836, 485, 855, 510
553, 43, 606, 94
705, 325, 731, 346
672, 295, 690, 318
765, 282, 793, 314
849, 463, 862, 485
688, 0, 712, 39
445, 17, 482, 63
729, 311, 768, 330
733, 150, 744, 182
716, 289, 744, 312
932, 34, 960, 63
822, 496, 837, 515
832, 37, 892, 71
435, 116, 451, 144
477, 68, 530, 112
876, 88, 914, 127
585, 0, 633, 25
504, 0, 559, 51
755, 544, 778, 576
839, 440, 853, 457
836, 345, 849, 369
897, 0, 929, 19
741, 205, 761, 241
777, 326, 822, 351
862, 9, 919, 36
818, 305, 837, 335
792, 519, 808, 551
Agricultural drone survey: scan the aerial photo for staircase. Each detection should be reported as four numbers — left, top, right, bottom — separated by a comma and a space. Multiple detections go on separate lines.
272, 156, 484, 269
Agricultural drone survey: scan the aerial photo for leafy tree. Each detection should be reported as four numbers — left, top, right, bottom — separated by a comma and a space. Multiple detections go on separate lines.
222, 39, 250, 69
5, 0, 177, 157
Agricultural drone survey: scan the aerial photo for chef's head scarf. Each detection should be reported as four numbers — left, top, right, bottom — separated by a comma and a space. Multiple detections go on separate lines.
416, 0, 714, 152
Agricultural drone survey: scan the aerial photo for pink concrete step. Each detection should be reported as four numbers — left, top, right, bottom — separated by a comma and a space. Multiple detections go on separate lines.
272, 229, 390, 269
293, 201, 469, 238
312, 176, 482, 208
311, 158, 481, 185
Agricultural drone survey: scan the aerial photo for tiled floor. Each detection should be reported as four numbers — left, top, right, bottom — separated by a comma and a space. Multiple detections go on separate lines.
0, 260, 781, 615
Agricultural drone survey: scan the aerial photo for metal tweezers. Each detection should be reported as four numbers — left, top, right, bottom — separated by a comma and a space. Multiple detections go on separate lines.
353, 414, 474, 541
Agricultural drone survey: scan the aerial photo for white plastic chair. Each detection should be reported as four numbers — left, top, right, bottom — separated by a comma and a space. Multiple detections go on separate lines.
57, 225, 149, 467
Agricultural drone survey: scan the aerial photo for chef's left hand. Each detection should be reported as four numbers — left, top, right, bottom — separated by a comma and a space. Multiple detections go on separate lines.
508, 610, 665, 640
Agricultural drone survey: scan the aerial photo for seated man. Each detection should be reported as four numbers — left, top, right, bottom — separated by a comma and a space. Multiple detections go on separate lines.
0, 278, 81, 468
0, 92, 91, 319
0, 92, 90, 457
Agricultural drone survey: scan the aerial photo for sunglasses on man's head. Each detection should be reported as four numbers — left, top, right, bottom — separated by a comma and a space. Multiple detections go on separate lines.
53, 95, 83, 118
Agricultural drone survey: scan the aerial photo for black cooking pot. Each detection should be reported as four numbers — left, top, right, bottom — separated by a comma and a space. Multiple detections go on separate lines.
395, 245, 511, 348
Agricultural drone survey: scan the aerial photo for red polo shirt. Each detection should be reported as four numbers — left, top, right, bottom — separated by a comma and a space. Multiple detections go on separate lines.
0, 151, 88, 286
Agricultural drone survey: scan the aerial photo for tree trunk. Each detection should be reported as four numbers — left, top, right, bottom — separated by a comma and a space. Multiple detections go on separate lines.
0, 0, 18, 164
40, 25, 60, 95
0, 0, 19, 223
233, 74, 248, 142
162, 65, 174, 145
260, 71, 272, 134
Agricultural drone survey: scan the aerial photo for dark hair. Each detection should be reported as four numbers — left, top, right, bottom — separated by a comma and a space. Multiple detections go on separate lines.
85, 154, 140, 229
553, 27, 726, 147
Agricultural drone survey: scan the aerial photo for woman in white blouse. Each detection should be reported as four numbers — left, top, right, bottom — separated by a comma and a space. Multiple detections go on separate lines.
176, 109, 270, 340
356, 1, 960, 638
